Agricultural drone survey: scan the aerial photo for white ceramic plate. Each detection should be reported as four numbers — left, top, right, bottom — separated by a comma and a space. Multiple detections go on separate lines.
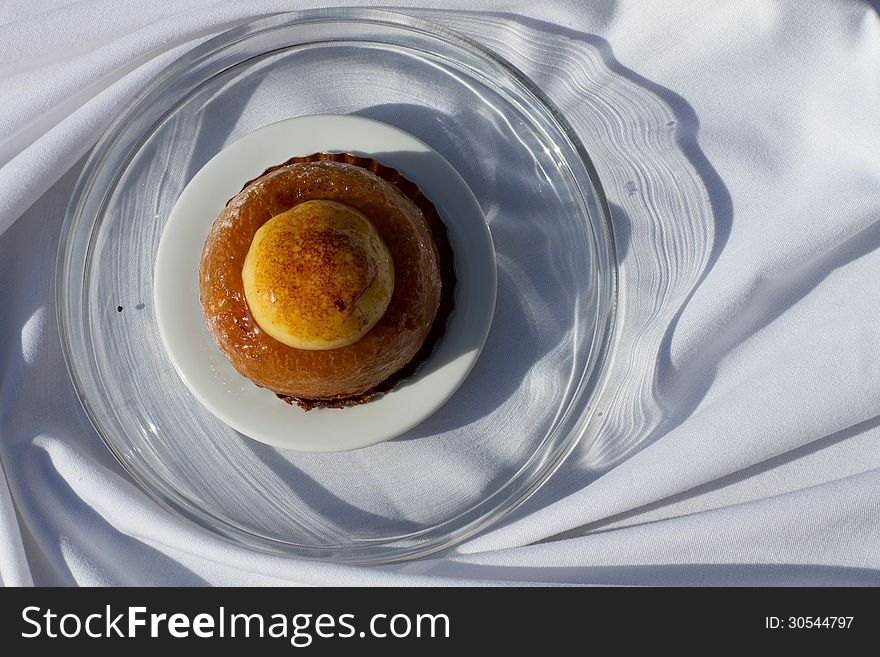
154, 114, 495, 451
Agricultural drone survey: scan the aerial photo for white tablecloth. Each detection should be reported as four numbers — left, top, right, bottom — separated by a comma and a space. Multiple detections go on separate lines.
2, 0, 879, 586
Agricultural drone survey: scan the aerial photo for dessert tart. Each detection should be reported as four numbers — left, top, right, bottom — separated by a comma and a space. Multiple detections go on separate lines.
198, 153, 455, 410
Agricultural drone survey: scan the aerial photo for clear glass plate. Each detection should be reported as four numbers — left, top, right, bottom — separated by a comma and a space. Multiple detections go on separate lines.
57, 8, 617, 564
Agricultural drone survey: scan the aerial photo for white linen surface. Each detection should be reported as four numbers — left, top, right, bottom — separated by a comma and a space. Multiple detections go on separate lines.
2, 0, 880, 586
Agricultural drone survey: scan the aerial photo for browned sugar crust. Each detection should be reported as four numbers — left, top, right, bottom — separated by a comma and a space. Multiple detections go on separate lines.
247, 202, 386, 346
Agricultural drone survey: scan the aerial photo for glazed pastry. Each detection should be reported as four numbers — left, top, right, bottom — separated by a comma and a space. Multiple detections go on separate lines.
198, 153, 455, 410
